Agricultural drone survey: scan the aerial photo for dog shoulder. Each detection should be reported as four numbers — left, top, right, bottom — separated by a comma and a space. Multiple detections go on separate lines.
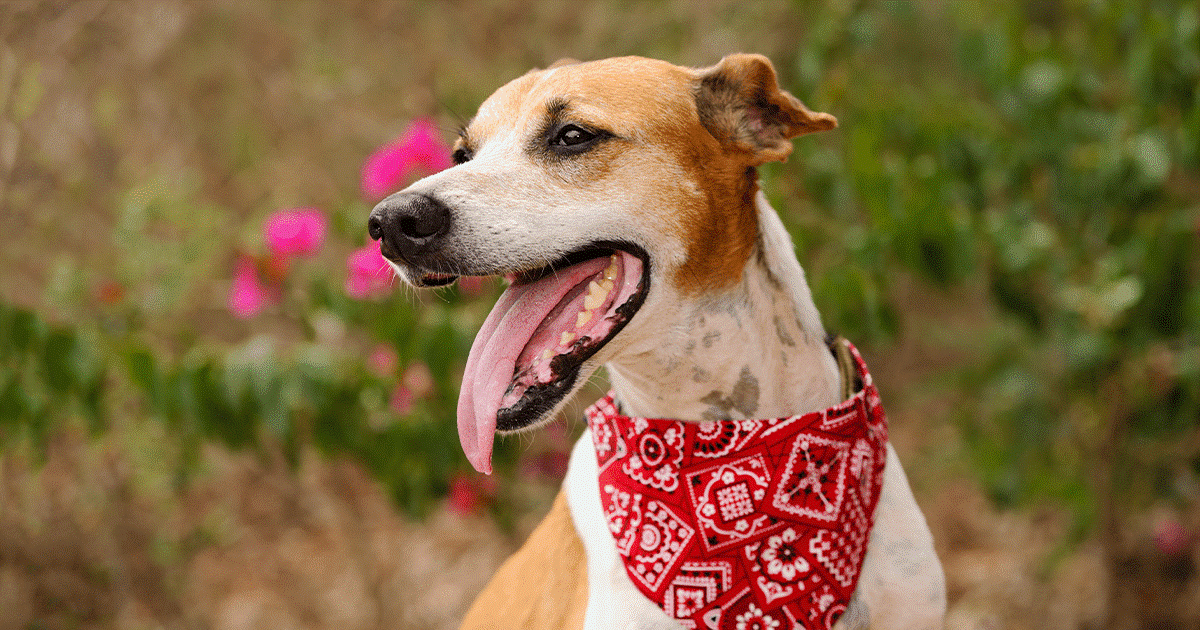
459, 490, 589, 629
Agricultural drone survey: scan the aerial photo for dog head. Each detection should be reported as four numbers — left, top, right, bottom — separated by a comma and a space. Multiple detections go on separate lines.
368, 54, 835, 472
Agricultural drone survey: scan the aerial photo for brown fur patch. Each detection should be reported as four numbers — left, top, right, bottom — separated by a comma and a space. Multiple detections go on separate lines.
696, 54, 838, 164
458, 491, 588, 629
673, 161, 761, 294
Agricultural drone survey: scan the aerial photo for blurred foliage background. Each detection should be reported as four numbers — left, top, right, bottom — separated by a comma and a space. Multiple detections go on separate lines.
1, 1, 1197, 629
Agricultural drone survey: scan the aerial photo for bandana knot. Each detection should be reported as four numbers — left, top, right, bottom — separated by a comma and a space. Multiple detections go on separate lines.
585, 341, 887, 630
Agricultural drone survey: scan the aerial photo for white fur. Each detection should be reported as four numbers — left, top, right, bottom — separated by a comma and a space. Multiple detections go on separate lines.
754, 190, 827, 344
566, 431, 680, 629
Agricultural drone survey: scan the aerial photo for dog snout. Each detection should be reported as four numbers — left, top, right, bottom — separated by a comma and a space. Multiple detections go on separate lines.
368, 193, 452, 261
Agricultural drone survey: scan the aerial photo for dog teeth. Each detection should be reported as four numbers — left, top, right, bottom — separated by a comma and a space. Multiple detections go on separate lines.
602, 254, 619, 282
560, 331, 575, 346
584, 280, 607, 311
576, 275, 613, 330
540, 349, 554, 362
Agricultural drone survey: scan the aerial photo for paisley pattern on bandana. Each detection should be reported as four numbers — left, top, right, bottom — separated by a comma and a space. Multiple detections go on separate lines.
586, 341, 887, 630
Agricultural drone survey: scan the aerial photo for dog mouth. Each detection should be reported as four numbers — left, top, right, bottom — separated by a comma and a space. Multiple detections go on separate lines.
411, 273, 457, 287
457, 243, 650, 473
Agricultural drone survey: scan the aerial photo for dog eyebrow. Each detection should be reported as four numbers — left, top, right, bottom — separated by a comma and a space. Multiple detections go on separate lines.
541, 97, 572, 134
545, 97, 570, 120
526, 96, 575, 158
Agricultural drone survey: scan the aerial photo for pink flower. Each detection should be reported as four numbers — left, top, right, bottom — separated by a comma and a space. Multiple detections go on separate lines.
1154, 513, 1191, 556
520, 451, 570, 479
367, 344, 398, 378
228, 257, 273, 318
265, 208, 327, 257
540, 451, 569, 477
458, 275, 489, 298
401, 362, 434, 398
361, 118, 454, 200
448, 473, 482, 516
390, 384, 414, 415
446, 472, 498, 517
345, 240, 393, 298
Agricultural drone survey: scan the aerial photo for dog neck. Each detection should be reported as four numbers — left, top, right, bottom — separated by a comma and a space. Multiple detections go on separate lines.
605, 191, 842, 422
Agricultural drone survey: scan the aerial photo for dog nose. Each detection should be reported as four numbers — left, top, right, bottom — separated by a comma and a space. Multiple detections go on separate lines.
368, 193, 452, 258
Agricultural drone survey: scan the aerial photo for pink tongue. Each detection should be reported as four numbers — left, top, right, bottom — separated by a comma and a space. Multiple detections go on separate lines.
456, 256, 612, 473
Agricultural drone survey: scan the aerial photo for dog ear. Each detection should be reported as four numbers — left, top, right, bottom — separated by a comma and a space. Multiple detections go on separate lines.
695, 53, 837, 164
547, 58, 582, 69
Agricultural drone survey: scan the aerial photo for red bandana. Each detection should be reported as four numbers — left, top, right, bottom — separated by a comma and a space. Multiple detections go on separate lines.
585, 341, 887, 630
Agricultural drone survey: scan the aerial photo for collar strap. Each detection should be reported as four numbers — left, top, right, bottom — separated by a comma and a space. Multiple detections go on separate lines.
586, 339, 887, 630
829, 335, 858, 402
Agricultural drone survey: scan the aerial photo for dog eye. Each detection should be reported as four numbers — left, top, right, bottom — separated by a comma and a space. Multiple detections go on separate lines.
552, 125, 597, 147
452, 147, 473, 164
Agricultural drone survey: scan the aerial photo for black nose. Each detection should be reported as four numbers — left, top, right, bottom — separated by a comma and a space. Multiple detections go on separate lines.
368, 193, 452, 259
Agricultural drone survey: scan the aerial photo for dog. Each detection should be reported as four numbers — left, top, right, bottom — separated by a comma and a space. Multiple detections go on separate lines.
368, 54, 946, 630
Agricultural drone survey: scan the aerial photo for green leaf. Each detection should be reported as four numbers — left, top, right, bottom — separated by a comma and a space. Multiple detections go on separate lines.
81, 378, 106, 435
194, 362, 255, 448
125, 346, 162, 413
0, 376, 26, 435
1021, 60, 1065, 104
1126, 131, 1171, 187
8, 308, 44, 354
0, 304, 11, 360
42, 329, 78, 393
